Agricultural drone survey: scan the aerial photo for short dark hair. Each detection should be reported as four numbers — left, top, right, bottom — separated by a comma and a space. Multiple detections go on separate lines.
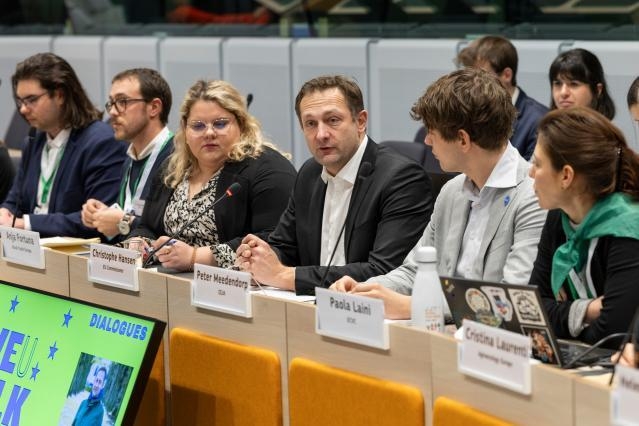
294, 75, 364, 125
12, 52, 102, 129
95, 366, 108, 379
112, 68, 172, 125
457, 35, 518, 86
548, 48, 615, 119
627, 76, 639, 108
411, 68, 516, 151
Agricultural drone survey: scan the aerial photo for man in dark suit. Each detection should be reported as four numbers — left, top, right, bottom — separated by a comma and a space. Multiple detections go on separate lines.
237, 75, 433, 295
81, 68, 174, 242
0, 53, 126, 237
415, 35, 547, 161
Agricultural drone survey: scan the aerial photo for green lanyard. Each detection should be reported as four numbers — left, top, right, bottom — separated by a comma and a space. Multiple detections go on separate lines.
118, 131, 173, 209
39, 144, 65, 205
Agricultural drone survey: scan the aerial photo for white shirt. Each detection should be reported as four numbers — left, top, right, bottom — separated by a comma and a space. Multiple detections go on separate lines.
319, 136, 368, 266
455, 143, 520, 278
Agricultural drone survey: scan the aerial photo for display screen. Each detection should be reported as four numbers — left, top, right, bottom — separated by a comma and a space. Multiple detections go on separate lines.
0, 280, 165, 425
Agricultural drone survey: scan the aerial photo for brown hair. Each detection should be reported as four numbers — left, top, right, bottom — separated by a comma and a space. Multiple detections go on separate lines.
111, 68, 172, 125
294, 75, 364, 125
537, 106, 639, 199
410, 68, 515, 150
12, 52, 101, 129
456, 35, 518, 86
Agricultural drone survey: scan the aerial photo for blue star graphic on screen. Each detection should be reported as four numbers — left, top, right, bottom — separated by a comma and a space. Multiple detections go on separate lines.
30, 362, 40, 381
9, 296, 18, 313
48, 341, 58, 360
62, 309, 73, 327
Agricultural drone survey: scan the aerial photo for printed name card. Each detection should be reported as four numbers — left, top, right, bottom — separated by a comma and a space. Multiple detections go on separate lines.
611, 364, 639, 425
191, 264, 252, 318
458, 319, 532, 394
315, 287, 388, 349
0, 226, 45, 269
87, 243, 141, 292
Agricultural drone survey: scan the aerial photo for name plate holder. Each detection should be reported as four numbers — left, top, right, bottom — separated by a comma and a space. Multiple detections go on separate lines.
0, 226, 45, 269
315, 287, 388, 350
458, 319, 532, 395
191, 264, 252, 318
87, 243, 141, 292
611, 364, 639, 425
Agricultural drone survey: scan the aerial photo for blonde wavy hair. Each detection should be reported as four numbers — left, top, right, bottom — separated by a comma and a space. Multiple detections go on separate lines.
164, 79, 289, 188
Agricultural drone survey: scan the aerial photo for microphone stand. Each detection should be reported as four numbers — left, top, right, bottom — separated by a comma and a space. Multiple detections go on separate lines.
11, 127, 36, 228
142, 182, 241, 268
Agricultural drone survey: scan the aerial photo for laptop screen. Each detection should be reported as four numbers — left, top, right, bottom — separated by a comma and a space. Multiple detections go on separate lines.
0, 280, 165, 426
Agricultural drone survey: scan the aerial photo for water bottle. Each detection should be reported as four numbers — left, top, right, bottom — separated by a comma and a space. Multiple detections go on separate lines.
411, 246, 444, 332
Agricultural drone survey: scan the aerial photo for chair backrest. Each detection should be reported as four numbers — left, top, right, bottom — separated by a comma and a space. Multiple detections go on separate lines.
288, 357, 424, 426
380, 140, 457, 199
170, 327, 282, 426
433, 396, 515, 426
4, 110, 29, 151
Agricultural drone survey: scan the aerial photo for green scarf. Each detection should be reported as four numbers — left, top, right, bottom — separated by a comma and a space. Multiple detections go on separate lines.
551, 192, 639, 298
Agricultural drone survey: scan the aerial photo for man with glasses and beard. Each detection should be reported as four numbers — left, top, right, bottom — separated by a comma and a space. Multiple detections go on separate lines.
81, 68, 173, 242
0, 52, 126, 238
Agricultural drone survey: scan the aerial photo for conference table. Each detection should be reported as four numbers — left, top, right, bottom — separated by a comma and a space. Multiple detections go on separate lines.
0, 246, 617, 425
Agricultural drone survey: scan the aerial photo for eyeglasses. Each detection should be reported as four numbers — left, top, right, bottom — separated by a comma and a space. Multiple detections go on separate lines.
105, 98, 147, 114
187, 119, 232, 135
15, 92, 48, 109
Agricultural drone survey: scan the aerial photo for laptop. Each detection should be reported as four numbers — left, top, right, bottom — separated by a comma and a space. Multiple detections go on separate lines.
439, 276, 614, 368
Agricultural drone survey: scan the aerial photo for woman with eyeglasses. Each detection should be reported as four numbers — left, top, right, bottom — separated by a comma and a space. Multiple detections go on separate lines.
128, 80, 296, 272
528, 107, 639, 348
548, 48, 615, 119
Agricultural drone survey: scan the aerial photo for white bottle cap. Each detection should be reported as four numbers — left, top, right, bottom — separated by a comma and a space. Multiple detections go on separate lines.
415, 246, 437, 263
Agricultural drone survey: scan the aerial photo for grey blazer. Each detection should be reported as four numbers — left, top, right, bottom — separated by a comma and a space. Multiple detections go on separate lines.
371, 155, 547, 294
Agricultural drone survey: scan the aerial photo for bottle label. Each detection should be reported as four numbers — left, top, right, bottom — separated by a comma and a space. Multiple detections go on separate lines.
423, 306, 444, 332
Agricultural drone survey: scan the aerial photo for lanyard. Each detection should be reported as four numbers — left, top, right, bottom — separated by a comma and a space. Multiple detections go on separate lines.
39, 144, 65, 205
119, 130, 172, 212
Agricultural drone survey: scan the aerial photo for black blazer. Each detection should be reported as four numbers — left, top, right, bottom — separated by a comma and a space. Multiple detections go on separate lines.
530, 209, 639, 348
269, 139, 434, 294
132, 146, 296, 251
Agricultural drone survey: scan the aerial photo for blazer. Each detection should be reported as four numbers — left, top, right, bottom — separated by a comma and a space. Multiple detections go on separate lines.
530, 209, 639, 347
1, 121, 126, 238
374, 154, 547, 294
512, 88, 548, 161
131, 146, 296, 251
268, 139, 433, 295
413, 88, 548, 161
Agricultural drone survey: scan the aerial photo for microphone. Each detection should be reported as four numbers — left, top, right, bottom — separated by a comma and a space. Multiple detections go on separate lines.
317, 161, 373, 289
246, 93, 254, 110
142, 182, 242, 268
12, 127, 36, 228
561, 332, 629, 370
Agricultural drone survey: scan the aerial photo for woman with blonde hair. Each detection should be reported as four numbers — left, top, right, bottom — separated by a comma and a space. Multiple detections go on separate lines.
130, 79, 296, 271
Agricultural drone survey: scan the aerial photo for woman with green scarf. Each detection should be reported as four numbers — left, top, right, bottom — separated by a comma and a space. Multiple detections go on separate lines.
529, 106, 639, 348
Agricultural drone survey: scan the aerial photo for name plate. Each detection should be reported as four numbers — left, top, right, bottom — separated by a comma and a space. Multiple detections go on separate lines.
191, 264, 252, 318
87, 243, 141, 292
458, 319, 532, 394
0, 226, 45, 269
315, 287, 388, 349
611, 364, 639, 425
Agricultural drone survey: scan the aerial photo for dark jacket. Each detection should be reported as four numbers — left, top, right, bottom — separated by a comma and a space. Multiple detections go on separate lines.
269, 139, 433, 294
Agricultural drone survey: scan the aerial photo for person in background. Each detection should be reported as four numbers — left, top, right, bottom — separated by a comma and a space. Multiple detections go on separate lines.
236, 75, 433, 295
332, 68, 546, 319
72, 367, 107, 426
415, 35, 548, 161
529, 107, 639, 348
627, 76, 639, 151
129, 79, 295, 272
549, 48, 615, 120
0, 141, 15, 202
0, 52, 126, 237
81, 68, 174, 243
